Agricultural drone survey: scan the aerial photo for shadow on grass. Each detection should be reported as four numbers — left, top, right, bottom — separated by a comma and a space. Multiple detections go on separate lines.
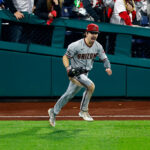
47, 128, 84, 140
1, 126, 84, 141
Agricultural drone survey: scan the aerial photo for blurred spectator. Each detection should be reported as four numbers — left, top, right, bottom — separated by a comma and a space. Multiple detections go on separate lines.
59, 0, 64, 8
61, 0, 88, 19
81, 0, 105, 22
5, 0, 34, 43
61, 0, 75, 18
61, 0, 113, 22
81, 0, 115, 22
6, 0, 34, 19
147, 0, 150, 26
110, 0, 136, 26
134, 0, 148, 26
0, 0, 5, 9
34, 0, 61, 25
31, 0, 61, 45
61, 0, 89, 20
34, 0, 38, 5
103, 0, 115, 20
32, 0, 38, 12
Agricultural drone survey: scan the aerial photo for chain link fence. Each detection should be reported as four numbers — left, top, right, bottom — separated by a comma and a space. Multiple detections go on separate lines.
132, 36, 150, 58
1, 19, 150, 59
1, 20, 54, 46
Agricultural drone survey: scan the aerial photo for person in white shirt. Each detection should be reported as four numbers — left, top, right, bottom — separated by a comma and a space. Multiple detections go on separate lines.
134, 0, 148, 26
110, 0, 136, 26
5, 0, 34, 42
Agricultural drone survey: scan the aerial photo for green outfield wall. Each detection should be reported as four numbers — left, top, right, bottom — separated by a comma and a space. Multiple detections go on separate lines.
0, 10, 150, 97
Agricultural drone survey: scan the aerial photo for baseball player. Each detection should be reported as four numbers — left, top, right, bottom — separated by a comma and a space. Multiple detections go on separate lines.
48, 23, 112, 127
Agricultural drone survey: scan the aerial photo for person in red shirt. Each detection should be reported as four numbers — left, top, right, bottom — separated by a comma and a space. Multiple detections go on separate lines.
110, 0, 136, 26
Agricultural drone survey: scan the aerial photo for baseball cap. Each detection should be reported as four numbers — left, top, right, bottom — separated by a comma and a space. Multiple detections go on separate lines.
86, 23, 99, 33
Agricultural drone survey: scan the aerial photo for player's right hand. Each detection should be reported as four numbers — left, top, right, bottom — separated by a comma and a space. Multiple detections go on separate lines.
66, 66, 71, 74
105, 68, 112, 76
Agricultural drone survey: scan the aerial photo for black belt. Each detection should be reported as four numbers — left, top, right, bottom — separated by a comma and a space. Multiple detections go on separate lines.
81, 69, 89, 74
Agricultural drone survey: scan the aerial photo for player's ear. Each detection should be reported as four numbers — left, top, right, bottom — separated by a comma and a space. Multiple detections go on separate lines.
83, 32, 87, 38
85, 31, 89, 36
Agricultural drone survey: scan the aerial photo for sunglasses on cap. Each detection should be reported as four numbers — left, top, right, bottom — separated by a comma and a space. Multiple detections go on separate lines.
88, 31, 99, 34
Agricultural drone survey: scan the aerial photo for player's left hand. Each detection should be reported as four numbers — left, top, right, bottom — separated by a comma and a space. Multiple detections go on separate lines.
105, 68, 112, 76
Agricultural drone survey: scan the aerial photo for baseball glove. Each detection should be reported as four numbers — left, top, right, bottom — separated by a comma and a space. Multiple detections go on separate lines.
68, 67, 88, 77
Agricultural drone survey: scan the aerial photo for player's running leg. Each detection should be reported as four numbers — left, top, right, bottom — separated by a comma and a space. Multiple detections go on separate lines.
48, 81, 82, 127
76, 74, 95, 121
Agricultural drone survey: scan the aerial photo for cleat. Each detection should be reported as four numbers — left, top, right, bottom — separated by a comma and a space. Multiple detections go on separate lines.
79, 111, 94, 121
48, 108, 56, 127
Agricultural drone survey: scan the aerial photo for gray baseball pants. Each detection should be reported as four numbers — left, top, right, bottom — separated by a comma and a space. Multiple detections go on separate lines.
53, 74, 94, 115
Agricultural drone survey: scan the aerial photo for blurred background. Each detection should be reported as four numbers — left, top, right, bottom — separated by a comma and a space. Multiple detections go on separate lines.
0, 0, 150, 100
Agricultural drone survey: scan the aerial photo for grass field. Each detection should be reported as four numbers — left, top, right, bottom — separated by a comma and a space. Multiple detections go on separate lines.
0, 120, 150, 150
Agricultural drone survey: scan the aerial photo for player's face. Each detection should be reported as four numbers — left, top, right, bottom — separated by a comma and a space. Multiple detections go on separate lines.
86, 31, 99, 44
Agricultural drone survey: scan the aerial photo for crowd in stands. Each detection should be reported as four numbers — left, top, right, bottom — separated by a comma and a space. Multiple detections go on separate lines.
0, 0, 149, 26
0, 0, 150, 58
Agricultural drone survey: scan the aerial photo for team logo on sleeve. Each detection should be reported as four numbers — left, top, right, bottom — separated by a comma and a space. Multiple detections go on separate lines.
67, 51, 71, 56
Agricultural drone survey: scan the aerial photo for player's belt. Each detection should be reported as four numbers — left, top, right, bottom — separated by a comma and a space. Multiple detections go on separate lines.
68, 67, 89, 77
82, 69, 89, 73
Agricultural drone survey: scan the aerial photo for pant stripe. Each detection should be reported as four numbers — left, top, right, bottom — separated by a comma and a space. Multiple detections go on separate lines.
80, 90, 88, 111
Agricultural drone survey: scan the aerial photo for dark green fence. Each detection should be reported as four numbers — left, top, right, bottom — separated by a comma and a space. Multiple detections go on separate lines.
0, 10, 150, 97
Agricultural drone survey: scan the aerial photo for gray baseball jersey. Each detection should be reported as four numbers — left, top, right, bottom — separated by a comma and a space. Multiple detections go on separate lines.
53, 38, 111, 115
65, 38, 108, 71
